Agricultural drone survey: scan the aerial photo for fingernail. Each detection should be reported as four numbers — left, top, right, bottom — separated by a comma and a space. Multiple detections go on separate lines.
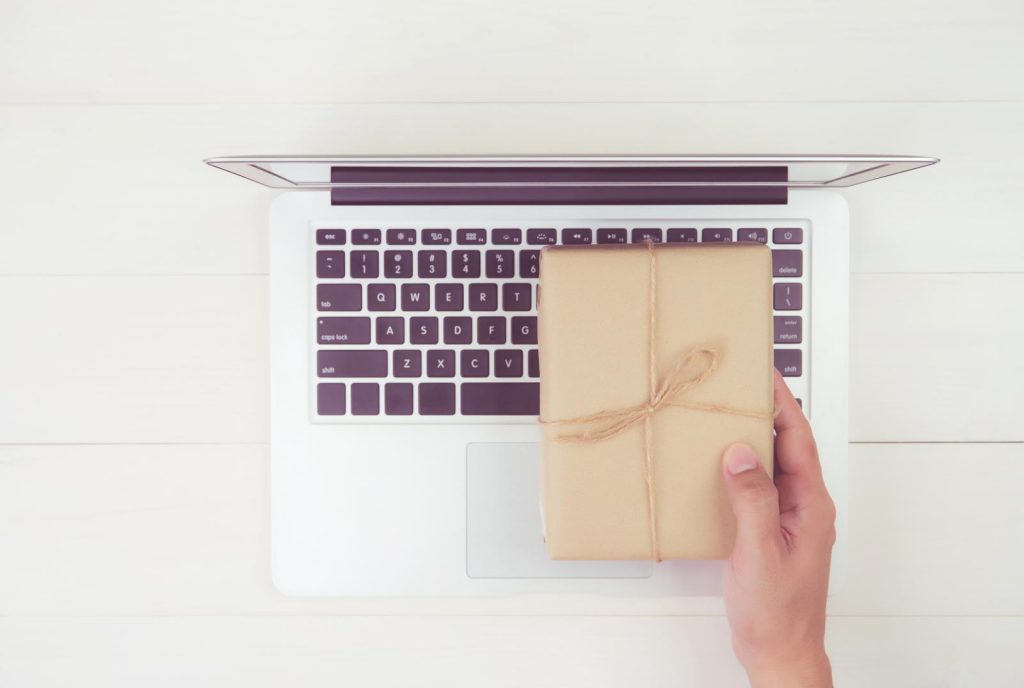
723, 443, 760, 475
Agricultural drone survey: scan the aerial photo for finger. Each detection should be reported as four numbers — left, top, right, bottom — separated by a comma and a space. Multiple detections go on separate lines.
772, 370, 822, 480
722, 443, 781, 554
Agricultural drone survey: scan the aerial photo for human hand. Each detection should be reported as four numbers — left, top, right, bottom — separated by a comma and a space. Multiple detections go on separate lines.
721, 371, 836, 688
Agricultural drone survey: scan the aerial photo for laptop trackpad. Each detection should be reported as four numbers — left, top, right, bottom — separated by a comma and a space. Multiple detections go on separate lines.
466, 442, 652, 579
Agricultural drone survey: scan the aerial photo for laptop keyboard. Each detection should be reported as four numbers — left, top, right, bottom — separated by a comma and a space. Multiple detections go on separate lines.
313, 222, 808, 421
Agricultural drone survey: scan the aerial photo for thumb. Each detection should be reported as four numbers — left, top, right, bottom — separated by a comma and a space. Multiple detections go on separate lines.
722, 443, 781, 553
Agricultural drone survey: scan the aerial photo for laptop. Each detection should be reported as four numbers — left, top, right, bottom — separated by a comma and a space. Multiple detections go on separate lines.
206, 155, 937, 596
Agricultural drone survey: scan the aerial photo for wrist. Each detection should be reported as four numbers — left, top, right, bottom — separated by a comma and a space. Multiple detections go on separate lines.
745, 648, 832, 688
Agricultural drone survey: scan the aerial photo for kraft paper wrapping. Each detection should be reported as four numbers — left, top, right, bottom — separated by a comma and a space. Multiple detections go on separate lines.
538, 242, 774, 560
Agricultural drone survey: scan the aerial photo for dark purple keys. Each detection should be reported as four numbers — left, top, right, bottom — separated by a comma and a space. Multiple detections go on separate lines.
702, 227, 732, 242
492, 228, 522, 245
774, 315, 802, 344
597, 228, 627, 244
419, 383, 456, 415
435, 283, 464, 311
422, 228, 452, 245
511, 316, 537, 344
527, 349, 539, 378
773, 227, 803, 244
418, 250, 447, 278
386, 228, 416, 245
774, 283, 803, 311
316, 229, 346, 245
477, 317, 506, 344
317, 284, 361, 311
350, 250, 379, 278
494, 350, 523, 378
461, 382, 540, 415
469, 283, 498, 311
384, 383, 414, 415
453, 250, 481, 278
527, 228, 557, 245
317, 317, 371, 345
443, 317, 472, 344
401, 283, 430, 311
317, 350, 388, 377
317, 382, 346, 415
461, 350, 489, 377
384, 250, 413, 278
316, 251, 345, 278
667, 228, 697, 243
350, 383, 380, 415
485, 250, 514, 278
562, 228, 592, 244
427, 350, 456, 377
631, 228, 662, 243
367, 283, 396, 311
774, 349, 802, 377
772, 249, 803, 277
738, 228, 768, 244
457, 228, 487, 245
519, 250, 540, 278
375, 317, 404, 344
352, 229, 381, 245
410, 316, 439, 344
393, 350, 422, 377
502, 283, 531, 311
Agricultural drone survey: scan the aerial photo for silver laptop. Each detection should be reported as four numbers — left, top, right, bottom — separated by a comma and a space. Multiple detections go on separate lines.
206, 155, 936, 596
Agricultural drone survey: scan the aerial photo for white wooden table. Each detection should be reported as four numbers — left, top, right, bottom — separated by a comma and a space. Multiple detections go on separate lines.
2, 1, 1023, 685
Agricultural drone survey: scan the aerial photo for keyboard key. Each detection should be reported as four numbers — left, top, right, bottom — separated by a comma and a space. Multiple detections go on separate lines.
317, 317, 371, 345
350, 250, 379, 278
316, 251, 345, 278
418, 250, 447, 278
492, 228, 522, 245
772, 249, 803, 277
367, 283, 396, 311
667, 228, 698, 243
401, 283, 430, 311
443, 317, 472, 344
317, 350, 388, 377
511, 316, 537, 344
352, 229, 382, 245
477, 317, 506, 344
427, 350, 456, 378
386, 228, 416, 245
774, 349, 802, 377
502, 283, 532, 311
527, 228, 557, 245
422, 228, 452, 245
527, 349, 539, 378
435, 283, 464, 311
453, 250, 481, 278
457, 228, 487, 245
384, 383, 414, 415
461, 382, 540, 415
316, 229, 346, 245
384, 250, 413, 278
461, 350, 489, 377
419, 382, 456, 415
375, 316, 405, 344
774, 283, 803, 311
317, 284, 361, 311
631, 228, 662, 243
485, 250, 515, 278
773, 227, 803, 244
597, 228, 627, 244
519, 249, 540, 278
410, 316, 439, 344
774, 315, 802, 344
393, 350, 422, 377
562, 228, 592, 244
317, 382, 346, 415
469, 283, 498, 311
494, 349, 523, 378
350, 382, 380, 415
738, 228, 768, 244
702, 227, 732, 243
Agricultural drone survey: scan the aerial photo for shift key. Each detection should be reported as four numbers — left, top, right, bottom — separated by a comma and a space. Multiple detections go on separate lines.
318, 350, 388, 377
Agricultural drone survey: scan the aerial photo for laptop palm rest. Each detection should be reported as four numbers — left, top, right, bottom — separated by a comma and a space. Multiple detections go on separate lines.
466, 442, 653, 579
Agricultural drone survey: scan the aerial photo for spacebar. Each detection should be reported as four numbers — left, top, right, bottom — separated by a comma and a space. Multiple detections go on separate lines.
461, 382, 540, 415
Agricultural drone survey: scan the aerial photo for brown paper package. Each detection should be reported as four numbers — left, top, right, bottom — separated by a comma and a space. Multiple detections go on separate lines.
538, 242, 774, 560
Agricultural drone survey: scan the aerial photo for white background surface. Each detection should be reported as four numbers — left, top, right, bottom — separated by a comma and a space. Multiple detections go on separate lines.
1, 0, 1023, 685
